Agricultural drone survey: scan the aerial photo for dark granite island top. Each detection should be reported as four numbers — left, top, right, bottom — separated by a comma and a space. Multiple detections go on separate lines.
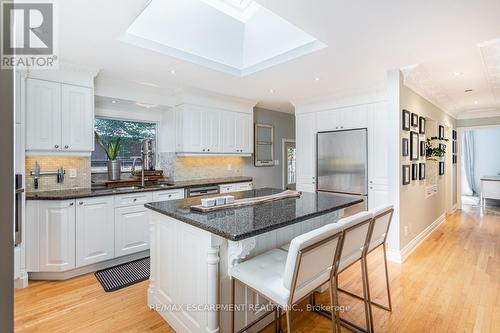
145, 188, 362, 241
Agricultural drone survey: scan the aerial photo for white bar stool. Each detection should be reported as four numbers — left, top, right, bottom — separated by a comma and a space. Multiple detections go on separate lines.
338, 205, 394, 312
230, 223, 344, 333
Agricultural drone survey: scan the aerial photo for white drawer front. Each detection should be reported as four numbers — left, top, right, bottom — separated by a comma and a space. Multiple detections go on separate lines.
114, 192, 153, 207
152, 189, 185, 202
219, 182, 253, 193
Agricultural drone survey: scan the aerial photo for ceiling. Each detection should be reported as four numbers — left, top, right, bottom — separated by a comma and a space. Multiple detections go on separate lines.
57, 0, 500, 117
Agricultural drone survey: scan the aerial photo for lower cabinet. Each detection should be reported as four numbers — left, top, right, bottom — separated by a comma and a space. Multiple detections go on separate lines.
38, 200, 76, 272
76, 196, 115, 267
219, 181, 253, 193
115, 204, 150, 257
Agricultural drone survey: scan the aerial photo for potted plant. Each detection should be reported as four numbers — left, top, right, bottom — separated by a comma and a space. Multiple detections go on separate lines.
425, 136, 448, 160
95, 132, 122, 180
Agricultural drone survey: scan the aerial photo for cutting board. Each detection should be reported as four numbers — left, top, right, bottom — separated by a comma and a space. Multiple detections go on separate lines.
190, 190, 301, 213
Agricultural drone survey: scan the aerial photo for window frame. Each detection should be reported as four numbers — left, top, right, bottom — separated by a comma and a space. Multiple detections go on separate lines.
91, 116, 159, 173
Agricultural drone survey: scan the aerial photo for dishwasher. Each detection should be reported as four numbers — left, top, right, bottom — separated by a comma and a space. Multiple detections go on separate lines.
186, 185, 220, 198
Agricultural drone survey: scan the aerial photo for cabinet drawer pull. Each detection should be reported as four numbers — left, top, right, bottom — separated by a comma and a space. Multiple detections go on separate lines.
79, 202, 83, 205
69, 202, 74, 206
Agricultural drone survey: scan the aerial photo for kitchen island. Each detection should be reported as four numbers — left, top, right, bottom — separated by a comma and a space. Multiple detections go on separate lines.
145, 188, 362, 333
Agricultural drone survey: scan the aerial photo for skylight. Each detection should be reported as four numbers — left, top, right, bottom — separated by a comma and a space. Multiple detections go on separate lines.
118, 0, 327, 76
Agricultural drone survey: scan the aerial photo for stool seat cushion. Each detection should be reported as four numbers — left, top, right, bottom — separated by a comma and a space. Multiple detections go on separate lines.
231, 249, 290, 307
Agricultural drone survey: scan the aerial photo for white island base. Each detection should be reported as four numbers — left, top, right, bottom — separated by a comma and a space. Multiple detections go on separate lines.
147, 209, 343, 333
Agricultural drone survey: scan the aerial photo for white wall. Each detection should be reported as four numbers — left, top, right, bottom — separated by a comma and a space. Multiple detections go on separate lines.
399, 81, 456, 250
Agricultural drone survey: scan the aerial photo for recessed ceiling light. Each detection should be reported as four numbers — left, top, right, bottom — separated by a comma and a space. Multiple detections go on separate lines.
269, 89, 275, 94
454, 72, 463, 77
314, 77, 320, 81
170, 69, 176, 75
136, 102, 157, 109
474, 100, 479, 105
111, 100, 117, 104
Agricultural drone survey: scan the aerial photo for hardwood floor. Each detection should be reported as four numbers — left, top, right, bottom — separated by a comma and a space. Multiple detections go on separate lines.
15, 205, 500, 332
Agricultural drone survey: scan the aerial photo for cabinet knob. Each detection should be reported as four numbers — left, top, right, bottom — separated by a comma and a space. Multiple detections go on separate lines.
203, 149, 206, 152
64, 145, 69, 149
54, 145, 59, 148
369, 180, 373, 184
370, 187, 373, 190
207, 149, 210, 152
133, 198, 137, 202
168, 194, 172, 198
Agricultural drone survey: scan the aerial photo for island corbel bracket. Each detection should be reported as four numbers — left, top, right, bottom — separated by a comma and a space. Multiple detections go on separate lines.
227, 237, 257, 276
207, 246, 220, 333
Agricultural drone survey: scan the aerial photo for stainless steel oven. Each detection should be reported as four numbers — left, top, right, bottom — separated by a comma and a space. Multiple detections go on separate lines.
15, 174, 23, 246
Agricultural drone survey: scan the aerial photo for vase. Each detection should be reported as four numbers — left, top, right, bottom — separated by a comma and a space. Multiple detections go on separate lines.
107, 160, 121, 180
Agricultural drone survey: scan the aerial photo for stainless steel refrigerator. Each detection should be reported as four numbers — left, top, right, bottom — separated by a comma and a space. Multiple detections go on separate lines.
317, 129, 368, 211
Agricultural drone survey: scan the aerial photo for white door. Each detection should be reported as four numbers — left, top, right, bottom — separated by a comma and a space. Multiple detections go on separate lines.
26, 79, 61, 151
340, 105, 368, 129
61, 84, 94, 151
237, 113, 253, 153
203, 109, 222, 153
39, 200, 75, 272
183, 107, 204, 153
222, 111, 238, 153
368, 102, 389, 186
76, 196, 114, 267
115, 204, 150, 256
296, 113, 317, 192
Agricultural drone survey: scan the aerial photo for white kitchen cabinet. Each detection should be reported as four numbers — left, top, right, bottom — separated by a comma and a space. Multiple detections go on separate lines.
61, 84, 94, 151
219, 182, 253, 194
174, 104, 252, 155
368, 102, 389, 187
26, 79, 62, 151
76, 196, 114, 267
115, 204, 150, 257
222, 111, 253, 154
368, 184, 390, 210
152, 189, 185, 202
176, 105, 222, 153
296, 113, 317, 192
38, 200, 76, 272
315, 105, 367, 132
26, 78, 94, 153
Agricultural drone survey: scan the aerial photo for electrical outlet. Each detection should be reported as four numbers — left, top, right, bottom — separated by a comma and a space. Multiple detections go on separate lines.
404, 226, 409, 237
227, 164, 232, 171
69, 168, 77, 178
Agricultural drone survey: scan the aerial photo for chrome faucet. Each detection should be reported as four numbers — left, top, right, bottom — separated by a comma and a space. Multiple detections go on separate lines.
131, 157, 145, 187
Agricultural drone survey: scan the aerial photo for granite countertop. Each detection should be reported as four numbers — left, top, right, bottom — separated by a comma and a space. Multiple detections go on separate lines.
145, 188, 362, 241
26, 177, 253, 200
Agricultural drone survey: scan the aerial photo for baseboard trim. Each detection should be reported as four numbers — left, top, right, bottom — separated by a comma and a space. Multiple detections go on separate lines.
386, 213, 446, 264
29, 250, 149, 281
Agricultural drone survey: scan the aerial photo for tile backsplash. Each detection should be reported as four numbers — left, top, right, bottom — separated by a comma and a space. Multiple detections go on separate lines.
158, 153, 244, 181
25, 156, 91, 192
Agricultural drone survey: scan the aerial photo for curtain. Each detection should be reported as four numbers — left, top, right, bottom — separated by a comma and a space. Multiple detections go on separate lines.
463, 130, 477, 195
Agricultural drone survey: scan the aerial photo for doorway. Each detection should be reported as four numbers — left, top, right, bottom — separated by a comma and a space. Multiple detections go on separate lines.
282, 139, 296, 190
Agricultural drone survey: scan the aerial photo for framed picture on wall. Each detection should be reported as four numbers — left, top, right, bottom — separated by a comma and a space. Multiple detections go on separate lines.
402, 138, 409, 156
452, 130, 457, 140
420, 141, 426, 157
452, 141, 457, 154
412, 163, 418, 180
453, 155, 457, 164
411, 113, 419, 127
419, 116, 426, 134
402, 165, 411, 185
402, 109, 411, 131
438, 125, 445, 140
410, 131, 419, 160
419, 163, 426, 180
439, 161, 445, 175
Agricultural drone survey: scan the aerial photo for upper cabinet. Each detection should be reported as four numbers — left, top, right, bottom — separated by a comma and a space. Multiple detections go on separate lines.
316, 105, 367, 132
175, 104, 253, 155
26, 78, 94, 154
